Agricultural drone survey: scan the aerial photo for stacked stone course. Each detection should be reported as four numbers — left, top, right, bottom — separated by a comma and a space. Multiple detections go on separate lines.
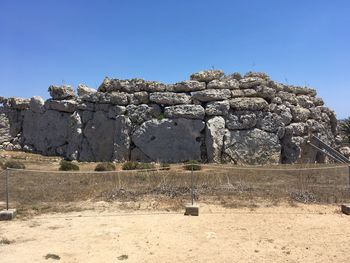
0, 70, 338, 164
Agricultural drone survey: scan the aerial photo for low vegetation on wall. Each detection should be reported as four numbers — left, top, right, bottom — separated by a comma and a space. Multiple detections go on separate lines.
0, 70, 338, 164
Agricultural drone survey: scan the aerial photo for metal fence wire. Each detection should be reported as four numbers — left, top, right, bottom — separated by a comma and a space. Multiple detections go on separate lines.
0, 164, 349, 211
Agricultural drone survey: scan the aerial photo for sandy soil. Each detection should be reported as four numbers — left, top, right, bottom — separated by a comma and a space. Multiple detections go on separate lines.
1, 202, 350, 263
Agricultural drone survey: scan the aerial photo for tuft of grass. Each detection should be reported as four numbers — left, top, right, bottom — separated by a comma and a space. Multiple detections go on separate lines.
183, 160, 202, 171
3, 160, 26, 169
44, 253, 60, 260
59, 160, 79, 171
122, 161, 155, 170
0, 237, 13, 245
95, 162, 116, 172
157, 113, 165, 121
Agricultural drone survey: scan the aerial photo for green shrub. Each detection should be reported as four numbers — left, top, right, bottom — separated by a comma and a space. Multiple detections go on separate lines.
122, 161, 155, 170
59, 160, 79, 171
94, 162, 116, 172
157, 113, 165, 120
160, 163, 170, 170
183, 160, 202, 171
3, 160, 26, 169
0, 160, 4, 170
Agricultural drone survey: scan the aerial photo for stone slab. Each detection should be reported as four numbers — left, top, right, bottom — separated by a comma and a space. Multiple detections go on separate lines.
341, 204, 350, 215
184, 204, 199, 216
0, 209, 17, 220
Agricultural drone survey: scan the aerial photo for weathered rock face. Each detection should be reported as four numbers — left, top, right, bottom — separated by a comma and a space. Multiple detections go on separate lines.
132, 118, 205, 163
0, 70, 338, 164
223, 129, 281, 165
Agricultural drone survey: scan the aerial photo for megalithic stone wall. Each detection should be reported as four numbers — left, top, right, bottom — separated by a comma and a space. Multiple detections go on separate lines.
0, 70, 339, 164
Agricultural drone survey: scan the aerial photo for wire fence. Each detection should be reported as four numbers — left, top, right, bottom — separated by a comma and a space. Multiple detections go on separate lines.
1, 164, 349, 213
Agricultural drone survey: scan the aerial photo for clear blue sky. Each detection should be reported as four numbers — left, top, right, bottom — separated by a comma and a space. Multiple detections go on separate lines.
0, 0, 349, 118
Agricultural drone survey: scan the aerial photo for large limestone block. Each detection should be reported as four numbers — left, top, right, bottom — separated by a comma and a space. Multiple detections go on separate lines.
149, 92, 191, 105
291, 106, 311, 122
190, 70, 224, 82
277, 91, 298, 105
239, 77, 268, 89
296, 95, 314, 108
0, 113, 11, 144
255, 85, 276, 99
244, 72, 270, 80
285, 123, 308, 136
66, 112, 83, 160
283, 85, 316, 96
5, 98, 30, 110
205, 100, 230, 116
81, 111, 131, 161
22, 110, 72, 155
45, 100, 78, 113
132, 118, 205, 163
231, 89, 257, 98
128, 91, 149, 105
223, 128, 281, 165
206, 116, 225, 163
77, 84, 97, 96
191, 89, 231, 102
138, 80, 167, 92
256, 112, 284, 133
273, 105, 293, 125
48, 85, 75, 100
80, 92, 128, 105
107, 79, 137, 93
164, 104, 205, 119
281, 136, 304, 163
171, 81, 206, 92
30, 96, 45, 113
207, 78, 239, 89
226, 111, 257, 130
126, 104, 161, 125
229, 97, 268, 111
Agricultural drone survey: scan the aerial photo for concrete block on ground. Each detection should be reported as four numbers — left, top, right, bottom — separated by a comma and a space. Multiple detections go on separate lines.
341, 204, 350, 215
0, 209, 17, 220
184, 204, 199, 216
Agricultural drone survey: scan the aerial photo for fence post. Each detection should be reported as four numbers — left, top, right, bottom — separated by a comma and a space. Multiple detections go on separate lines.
191, 165, 194, 205
348, 165, 350, 192
5, 168, 9, 210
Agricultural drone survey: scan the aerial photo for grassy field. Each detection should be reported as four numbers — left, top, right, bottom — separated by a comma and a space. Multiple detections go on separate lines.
0, 151, 349, 217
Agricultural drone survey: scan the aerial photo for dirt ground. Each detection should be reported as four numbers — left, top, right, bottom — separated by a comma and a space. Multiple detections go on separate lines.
1, 201, 350, 263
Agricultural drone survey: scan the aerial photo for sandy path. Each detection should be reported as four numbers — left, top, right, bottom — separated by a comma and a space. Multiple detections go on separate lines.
1, 203, 350, 263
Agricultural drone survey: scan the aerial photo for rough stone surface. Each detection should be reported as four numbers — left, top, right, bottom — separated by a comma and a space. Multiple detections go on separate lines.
226, 111, 257, 130
0, 70, 338, 164
171, 81, 206, 92
207, 79, 239, 89
190, 70, 224, 82
77, 84, 97, 96
48, 85, 75, 100
45, 100, 78, 113
0, 113, 11, 144
205, 100, 230, 116
81, 111, 131, 161
230, 97, 268, 111
191, 89, 231, 102
132, 118, 205, 163
149, 92, 191, 105
164, 105, 205, 119
223, 129, 281, 165
206, 116, 225, 162
30, 96, 45, 113
126, 104, 161, 125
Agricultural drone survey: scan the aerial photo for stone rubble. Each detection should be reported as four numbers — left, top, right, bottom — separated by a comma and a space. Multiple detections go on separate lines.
0, 70, 338, 164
